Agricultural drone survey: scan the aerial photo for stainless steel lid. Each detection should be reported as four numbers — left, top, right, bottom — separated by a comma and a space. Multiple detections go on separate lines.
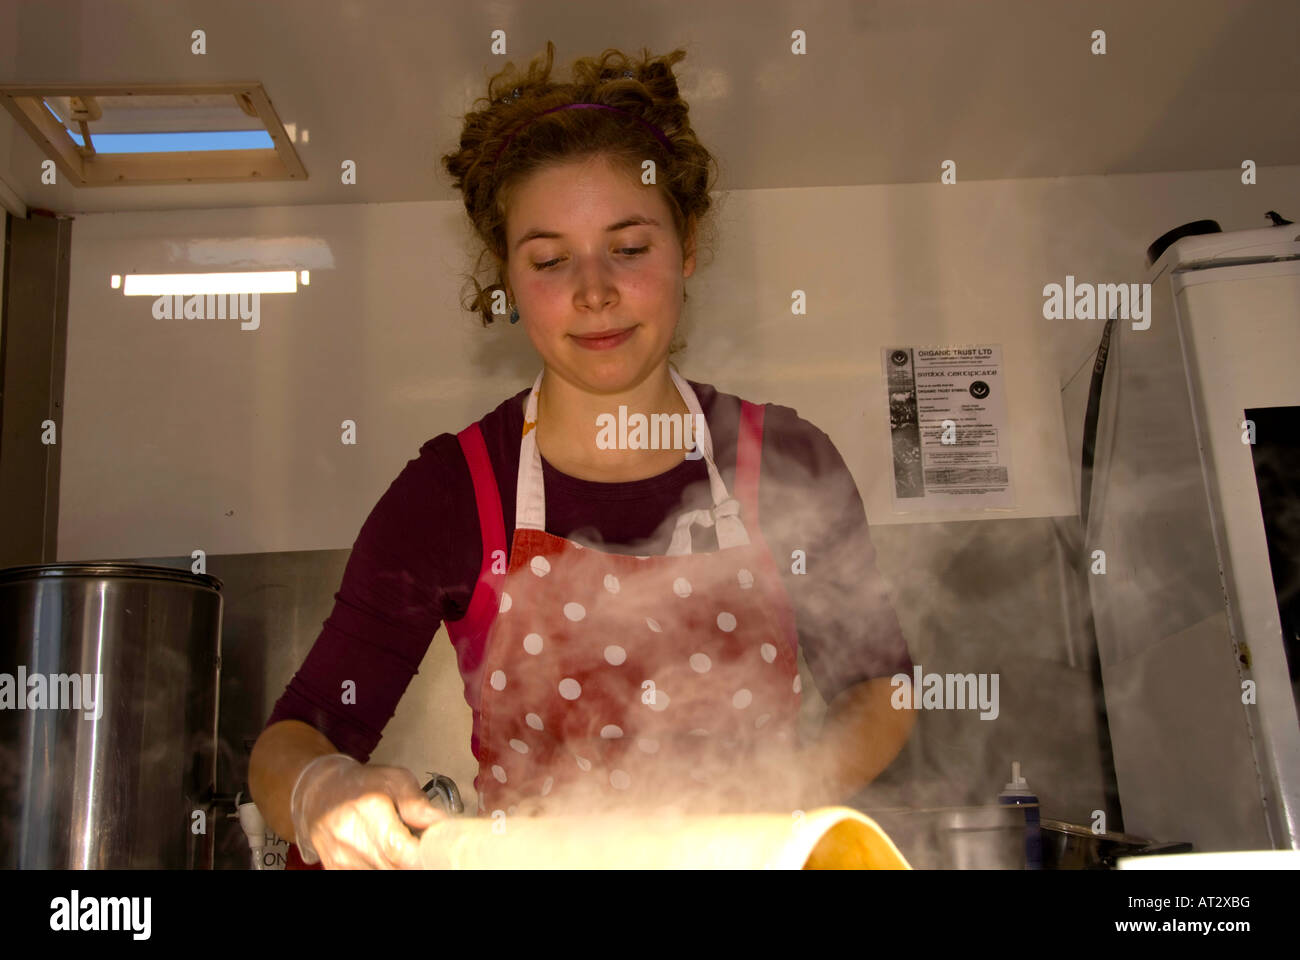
0, 560, 222, 591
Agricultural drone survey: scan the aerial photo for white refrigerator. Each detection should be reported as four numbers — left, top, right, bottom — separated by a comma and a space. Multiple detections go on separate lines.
1072, 223, 1300, 852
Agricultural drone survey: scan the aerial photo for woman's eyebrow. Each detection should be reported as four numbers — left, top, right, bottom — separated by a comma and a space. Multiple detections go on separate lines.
515, 215, 661, 251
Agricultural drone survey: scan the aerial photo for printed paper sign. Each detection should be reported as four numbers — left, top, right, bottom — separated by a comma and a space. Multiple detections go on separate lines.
882, 345, 1014, 510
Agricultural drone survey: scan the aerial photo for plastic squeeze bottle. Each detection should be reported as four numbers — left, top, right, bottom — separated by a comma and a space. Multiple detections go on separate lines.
998, 761, 1043, 869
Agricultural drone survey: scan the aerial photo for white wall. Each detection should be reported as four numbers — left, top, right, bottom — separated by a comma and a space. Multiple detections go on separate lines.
59, 164, 1300, 561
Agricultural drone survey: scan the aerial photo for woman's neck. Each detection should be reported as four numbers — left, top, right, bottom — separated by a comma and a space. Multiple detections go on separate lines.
534, 366, 692, 480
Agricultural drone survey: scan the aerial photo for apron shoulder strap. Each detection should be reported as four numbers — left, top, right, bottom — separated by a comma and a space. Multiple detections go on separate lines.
735, 400, 766, 526
445, 423, 508, 735
454, 421, 507, 605
734, 398, 800, 662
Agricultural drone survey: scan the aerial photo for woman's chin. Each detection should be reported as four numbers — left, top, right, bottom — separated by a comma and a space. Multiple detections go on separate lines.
563, 355, 659, 387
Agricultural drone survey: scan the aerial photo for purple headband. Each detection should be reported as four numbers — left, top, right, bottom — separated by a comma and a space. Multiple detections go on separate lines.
493, 102, 676, 168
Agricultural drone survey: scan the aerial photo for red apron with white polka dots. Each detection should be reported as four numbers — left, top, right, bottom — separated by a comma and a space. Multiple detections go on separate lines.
446, 366, 803, 818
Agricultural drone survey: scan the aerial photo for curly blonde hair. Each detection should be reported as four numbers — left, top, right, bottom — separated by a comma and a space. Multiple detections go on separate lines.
440, 41, 721, 355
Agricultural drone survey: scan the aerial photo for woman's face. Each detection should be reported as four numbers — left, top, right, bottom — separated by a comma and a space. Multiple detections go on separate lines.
504, 155, 695, 396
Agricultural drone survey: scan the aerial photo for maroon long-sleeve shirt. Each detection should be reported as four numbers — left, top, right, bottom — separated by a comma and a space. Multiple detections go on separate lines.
266, 378, 912, 763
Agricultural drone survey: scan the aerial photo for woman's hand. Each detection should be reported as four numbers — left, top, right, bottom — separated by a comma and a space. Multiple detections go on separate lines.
290, 755, 445, 869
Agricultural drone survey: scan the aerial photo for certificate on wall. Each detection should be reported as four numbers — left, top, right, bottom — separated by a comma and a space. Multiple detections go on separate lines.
881, 344, 1015, 511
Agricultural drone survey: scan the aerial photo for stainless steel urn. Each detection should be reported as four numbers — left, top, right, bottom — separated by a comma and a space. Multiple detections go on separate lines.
0, 562, 221, 868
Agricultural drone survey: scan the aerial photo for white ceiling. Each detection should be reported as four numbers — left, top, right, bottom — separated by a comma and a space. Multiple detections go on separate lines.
1, 0, 1297, 214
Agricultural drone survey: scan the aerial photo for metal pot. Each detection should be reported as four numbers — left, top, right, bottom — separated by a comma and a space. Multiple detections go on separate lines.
865, 805, 1028, 869
0, 561, 222, 868
1041, 817, 1193, 869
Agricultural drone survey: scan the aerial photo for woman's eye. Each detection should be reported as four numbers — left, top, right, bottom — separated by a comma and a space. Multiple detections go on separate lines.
531, 247, 649, 271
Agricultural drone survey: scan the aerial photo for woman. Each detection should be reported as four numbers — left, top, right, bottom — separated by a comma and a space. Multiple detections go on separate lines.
249, 42, 915, 869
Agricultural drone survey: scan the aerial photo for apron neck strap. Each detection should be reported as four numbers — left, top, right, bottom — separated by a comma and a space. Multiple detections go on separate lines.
515, 365, 749, 554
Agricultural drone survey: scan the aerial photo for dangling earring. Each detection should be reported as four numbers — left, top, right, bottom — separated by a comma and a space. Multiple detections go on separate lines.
509, 304, 520, 324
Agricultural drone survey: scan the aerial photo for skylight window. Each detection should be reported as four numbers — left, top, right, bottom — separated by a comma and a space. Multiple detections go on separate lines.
63, 130, 277, 153
0, 83, 305, 186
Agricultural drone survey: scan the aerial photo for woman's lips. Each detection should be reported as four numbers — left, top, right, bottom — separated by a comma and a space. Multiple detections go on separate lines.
570, 326, 636, 350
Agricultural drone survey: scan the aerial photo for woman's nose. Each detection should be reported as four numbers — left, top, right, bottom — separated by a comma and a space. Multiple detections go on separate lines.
572, 271, 619, 309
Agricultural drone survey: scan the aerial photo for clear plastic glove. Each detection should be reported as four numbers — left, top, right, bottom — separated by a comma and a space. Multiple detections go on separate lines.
290, 754, 445, 869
